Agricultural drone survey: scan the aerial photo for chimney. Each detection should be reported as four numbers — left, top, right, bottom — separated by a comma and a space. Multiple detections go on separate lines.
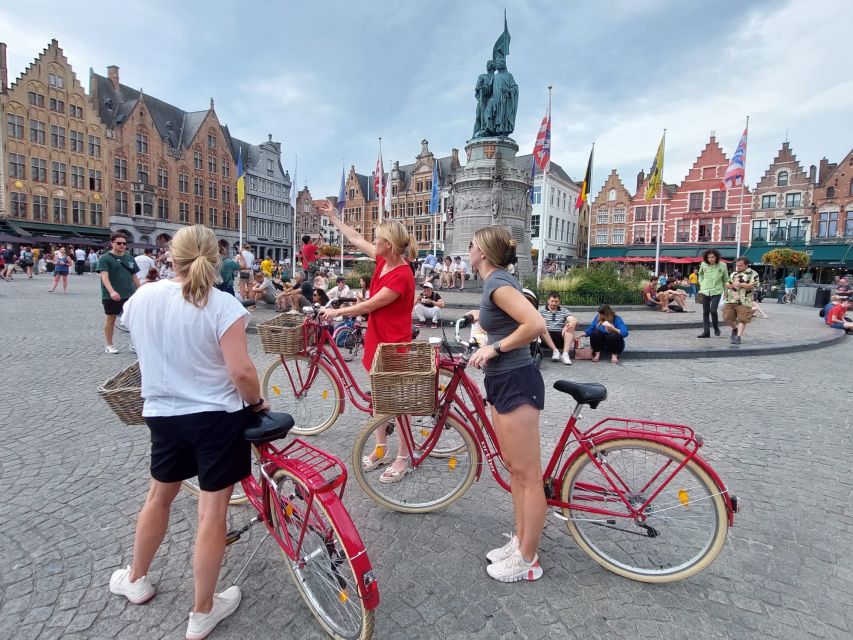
809, 164, 817, 185
0, 43, 7, 94
636, 170, 645, 194
107, 65, 120, 91
818, 158, 837, 185
451, 148, 459, 166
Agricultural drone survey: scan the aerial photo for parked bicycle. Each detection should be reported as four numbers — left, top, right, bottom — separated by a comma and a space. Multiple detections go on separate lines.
332, 316, 366, 363
351, 317, 739, 583
782, 290, 797, 304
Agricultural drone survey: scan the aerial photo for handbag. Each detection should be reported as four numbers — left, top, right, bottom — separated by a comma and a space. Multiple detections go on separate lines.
569, 338, 594, 361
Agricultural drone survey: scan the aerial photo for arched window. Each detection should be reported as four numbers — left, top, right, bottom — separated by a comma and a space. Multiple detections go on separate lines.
777, 171, 788, 187
827, 186, 835, 199
608, 188, 616, 201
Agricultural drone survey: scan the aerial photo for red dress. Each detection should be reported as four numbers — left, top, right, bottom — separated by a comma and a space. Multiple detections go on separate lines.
362, 256, 415, 371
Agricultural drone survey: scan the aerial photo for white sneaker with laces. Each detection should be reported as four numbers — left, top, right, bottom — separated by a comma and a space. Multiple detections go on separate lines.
551, 351, 560, 362
485, 533, 518, 563
109, 566, 155, 604
486, 549, 543, 582
561, 352, 572, 365
104, 345, 119, 354
186, 586, 242, 640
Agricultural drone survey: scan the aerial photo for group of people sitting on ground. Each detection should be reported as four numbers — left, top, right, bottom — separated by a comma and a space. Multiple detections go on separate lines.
421, 255, 472, 290
642, 276, 691, 312
820, 278, 852, 333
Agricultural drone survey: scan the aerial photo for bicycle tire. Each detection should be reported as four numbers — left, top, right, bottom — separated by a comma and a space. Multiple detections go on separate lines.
783, 293, 796, 304
181, 479, 248, 506
333, 326, 363, 363
262, 355, 341, 436
271, 468, 374, 640
560, 438, 728, 583
352, 413, 478, 513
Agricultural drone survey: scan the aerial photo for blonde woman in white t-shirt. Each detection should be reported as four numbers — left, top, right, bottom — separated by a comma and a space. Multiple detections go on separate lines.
111, 225, 269, 639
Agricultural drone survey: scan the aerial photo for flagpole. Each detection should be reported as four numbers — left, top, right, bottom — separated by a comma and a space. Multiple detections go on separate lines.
654, 129, 666, 277
585, 143, 595, 268
537, 86, 552, 287
735, 115, 749, 258
291, 154, 297, 270
378, 137, 385, 224
433, 159, 438, 257
340, 159, 345, 276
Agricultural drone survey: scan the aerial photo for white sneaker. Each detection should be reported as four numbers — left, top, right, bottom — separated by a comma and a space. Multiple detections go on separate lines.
561, 352, 572, 365
186, 586, 242, 640
109, 566, 155, 604
485, 533, 518, 563
551, 351, 560, 362
486, 549, 543, 582
104, 345, 119, 354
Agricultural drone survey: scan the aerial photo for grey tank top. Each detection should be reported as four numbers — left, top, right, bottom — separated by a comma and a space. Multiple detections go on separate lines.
478, 269, 533, 375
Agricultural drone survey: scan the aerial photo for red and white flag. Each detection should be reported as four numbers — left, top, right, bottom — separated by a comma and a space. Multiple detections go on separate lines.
533, 104, 551, 171
374, 151, 385, 199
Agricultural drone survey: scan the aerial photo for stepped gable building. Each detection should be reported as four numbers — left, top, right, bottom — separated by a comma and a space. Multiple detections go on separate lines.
589, 170, 632, 252
811, 148, 853, 250
0, 40, 110, 241
294, 186, 320, 242
628, 170, 676, 249
340, 165, 375, 253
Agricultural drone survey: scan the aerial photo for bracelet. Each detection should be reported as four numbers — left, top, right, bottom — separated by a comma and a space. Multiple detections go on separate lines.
246, 397, 265, 410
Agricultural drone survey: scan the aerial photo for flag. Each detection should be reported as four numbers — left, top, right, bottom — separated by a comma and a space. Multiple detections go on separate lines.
533, 104, 551, 171
644, 133, 665, 201
575, 146, 593, 210
373, 150, 384, 199
528, 160, 536, 205
493, 10, 511, 62
722, 127, 748, 190
384, 169, 392, 212
429, 160, 440, 215
236, 147, 245, 205
337, 167, 346, 213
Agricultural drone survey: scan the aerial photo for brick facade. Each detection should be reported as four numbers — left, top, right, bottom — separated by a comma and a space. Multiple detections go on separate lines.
811, 148, 853, 241
628, 171, 674, 246
294, 186, 320, 241
589, 170, 631, 248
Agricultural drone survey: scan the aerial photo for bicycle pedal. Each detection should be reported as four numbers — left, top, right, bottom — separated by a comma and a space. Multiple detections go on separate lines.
226, 531, 242, 545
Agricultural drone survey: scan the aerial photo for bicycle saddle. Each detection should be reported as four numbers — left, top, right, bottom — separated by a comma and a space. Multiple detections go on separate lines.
553, 381, 607, 409
244, 411, 295, 443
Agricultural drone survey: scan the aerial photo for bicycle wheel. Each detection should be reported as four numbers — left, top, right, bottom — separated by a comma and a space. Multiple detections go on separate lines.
270, 468, 374, 640
561, 438, 728, 583
783, 293, 796, 304
334, 327, 363, 363
181, 478, 248, 506
263, 355, 341, 436
352, 413, 478, 513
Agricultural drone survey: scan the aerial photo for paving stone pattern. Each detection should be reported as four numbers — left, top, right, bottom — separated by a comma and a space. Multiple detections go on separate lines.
0, 275, 851, 639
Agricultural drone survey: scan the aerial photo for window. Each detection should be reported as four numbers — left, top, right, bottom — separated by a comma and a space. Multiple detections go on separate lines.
209, 207, 217, 227
267, 159, 274, 174
221, 162, 230, 179
612, 228, 625, 244
51, 161, 67, 186
53, 198, 68, 223
608, 188, 616, 201
223, 210, 232, 228
11, 193, 27, 218
208, 156, 216, 173
752, 220, 768, 242
49, 98, 65, 113
531, 214, 540, 238
761, 194, 776, 209
222, 185, 230, 203
721, 217, 737, 241
157, 168, 169, 189
7, 114, 24, 139
532, 186, 542, 204
777, 171, 788, 187
179, 172, 189, 194
28, 91, 45, 107
179, 202, 190, 223
158, 198, 169, 221
548, 215, 554, 239
688, 192, 703, 211
634, 206, 647, 221
650, 205, 660, 221
70, 130, 84, 153
114, 158, 127, 180
9, 153, 25, 179
115, 191, 129, 214
207, 134, 216, 149
613, 207, 626, 223
136, 132, 148, 154
89, 169, 102, 191
49, 124, 66, 149
633, 225, 646, 243
194, 204, 203, 224
89, 203, 103, 226
698, 221, 713, 241
33, 195, 48, 220
31, 158, 47, 182
69, 104, 83, 119
676, 220, 690, 242
194, 177, 203, 196
72, 200, 85, 224
71, 165, 84, 188
826, 187, 835, 199
30, 119, 46, 144
88, 135, 101, 157
597, 207, 608, 224
193, 150, 203, 170
817, 211, 838, 237
785, 192, 802, 208
136, 163, 149, 185
208, 181, 217, 199
711, 190, 726, 210
845, 216, 853, 238
48, 73, 64, 89
787, 219, 807, 243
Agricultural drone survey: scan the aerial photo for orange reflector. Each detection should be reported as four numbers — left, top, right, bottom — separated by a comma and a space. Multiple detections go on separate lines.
285, 503, 294, 517
420, 429, 430, 437
678, 490, 689, 507
272, 385, 281, 395
448, 457, 457, 470
322, 389, 329, 400
375, 445, 385, 458
338, 589, 349, 603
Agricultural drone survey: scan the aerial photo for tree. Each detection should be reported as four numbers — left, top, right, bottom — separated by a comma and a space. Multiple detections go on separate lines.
761, 248, 809, 269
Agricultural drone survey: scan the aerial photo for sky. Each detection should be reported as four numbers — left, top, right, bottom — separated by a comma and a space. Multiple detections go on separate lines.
3, 0, 852, 199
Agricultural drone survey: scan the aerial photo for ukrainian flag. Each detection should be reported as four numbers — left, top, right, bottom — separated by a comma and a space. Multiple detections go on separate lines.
237, 147, 245, 205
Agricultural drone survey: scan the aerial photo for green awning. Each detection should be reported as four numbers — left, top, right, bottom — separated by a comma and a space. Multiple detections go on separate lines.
14, 221, 111, 239
589, 247, 628, 258
744, 247, 768, 263
658, 248, 701, 257
625, 248, 657, 257
808, 244, 851, 263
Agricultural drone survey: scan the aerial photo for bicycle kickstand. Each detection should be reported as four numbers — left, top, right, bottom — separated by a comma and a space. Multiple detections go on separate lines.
232, 522, 270, 587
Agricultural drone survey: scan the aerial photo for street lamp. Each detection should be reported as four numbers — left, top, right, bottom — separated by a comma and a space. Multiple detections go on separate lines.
769, 209, 810, 247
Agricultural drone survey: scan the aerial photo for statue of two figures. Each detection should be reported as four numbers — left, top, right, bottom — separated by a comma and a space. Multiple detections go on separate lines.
473, 15, 518, 138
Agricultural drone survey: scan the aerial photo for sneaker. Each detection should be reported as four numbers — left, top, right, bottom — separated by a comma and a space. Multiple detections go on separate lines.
714, 327, 721, 336
486, 549, 543, 582
104, 345, 119, 354
551, 351, 560, 362
697, 331, 710, 338
731, 328, 738, 340
486, 533, 518, 563
414, 321, 426, 328
561, 352, 572, 365
186, 586, 242, 640
731, 335, 742, 345
109, 566, 155, 604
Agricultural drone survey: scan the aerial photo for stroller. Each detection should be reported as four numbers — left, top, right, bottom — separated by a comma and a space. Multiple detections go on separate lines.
522, 288, 545, 369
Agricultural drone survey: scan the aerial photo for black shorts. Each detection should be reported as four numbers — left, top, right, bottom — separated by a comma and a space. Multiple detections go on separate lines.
484, 363, 545, 415
146, 409, 253, 491
102, 298, 129, 315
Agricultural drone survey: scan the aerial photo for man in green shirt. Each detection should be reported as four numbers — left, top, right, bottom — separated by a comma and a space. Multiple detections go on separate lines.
97, 233, 141, 354
216, 246, 241, 297
722, 256, 760, 345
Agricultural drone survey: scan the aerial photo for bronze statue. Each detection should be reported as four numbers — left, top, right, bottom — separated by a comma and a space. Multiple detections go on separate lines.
472, 13, 518, 138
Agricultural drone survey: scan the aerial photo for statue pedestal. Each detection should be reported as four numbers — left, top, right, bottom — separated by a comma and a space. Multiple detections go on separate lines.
446, 137, 532, 275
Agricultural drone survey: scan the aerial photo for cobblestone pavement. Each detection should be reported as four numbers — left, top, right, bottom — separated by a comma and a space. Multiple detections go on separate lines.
0, 274, 851, 639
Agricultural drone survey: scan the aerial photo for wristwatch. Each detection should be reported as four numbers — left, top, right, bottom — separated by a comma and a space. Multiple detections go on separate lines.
492, 340, 503, 354
246, 397, 265, 410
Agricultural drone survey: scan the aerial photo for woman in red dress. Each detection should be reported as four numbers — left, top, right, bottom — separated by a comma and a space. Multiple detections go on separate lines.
317, 201, 416, 481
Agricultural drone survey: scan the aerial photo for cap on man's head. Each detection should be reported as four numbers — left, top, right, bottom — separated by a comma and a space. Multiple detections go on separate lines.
423, 282, 434, 288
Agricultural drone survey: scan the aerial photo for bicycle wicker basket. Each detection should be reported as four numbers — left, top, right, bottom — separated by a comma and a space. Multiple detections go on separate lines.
257, 313, 305, 355
97, 361, 145, 425
369, 342, 437, 415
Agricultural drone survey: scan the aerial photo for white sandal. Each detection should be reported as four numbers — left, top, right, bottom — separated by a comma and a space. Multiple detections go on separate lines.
361, 453, 391, 472
379, 457, 411, 484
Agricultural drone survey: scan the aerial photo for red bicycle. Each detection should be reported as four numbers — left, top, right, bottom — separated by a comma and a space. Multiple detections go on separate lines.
351, 318, 739, 582
226, 411, 378, 638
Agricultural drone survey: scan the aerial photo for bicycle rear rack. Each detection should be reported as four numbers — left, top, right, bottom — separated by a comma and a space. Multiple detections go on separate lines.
582, 417, 702, 453
270, 438, 348, 496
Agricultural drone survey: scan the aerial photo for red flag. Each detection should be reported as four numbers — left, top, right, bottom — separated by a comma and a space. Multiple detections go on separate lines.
533, 105, 551, 171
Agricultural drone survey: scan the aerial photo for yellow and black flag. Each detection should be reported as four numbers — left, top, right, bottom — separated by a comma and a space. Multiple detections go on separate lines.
644, 132, 665, 201
575, 145, 594, 210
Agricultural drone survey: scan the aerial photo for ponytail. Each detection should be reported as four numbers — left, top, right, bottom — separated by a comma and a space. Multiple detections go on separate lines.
171, 225, 220, 308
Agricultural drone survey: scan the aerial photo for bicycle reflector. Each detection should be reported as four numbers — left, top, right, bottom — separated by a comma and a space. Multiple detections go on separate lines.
678, 489, 690, 507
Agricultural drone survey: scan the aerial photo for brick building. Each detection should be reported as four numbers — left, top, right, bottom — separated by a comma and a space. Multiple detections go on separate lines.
589, 170, 631, 252
1, 40, 110, 241
628, 171, 676, 249
811, 148, 853, 248
294, 186, 320, 242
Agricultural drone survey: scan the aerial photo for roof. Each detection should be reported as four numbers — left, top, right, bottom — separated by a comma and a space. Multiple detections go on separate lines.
515, 154, 577, 187
391, 154, 458, 190
355, 173, 375, 201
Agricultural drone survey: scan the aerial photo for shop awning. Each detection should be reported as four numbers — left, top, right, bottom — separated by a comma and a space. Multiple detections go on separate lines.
744, 246, 768, 264
808, 244, 851, 264
589, 247, 628, 258
11, 221, 112, 239
625, 248, 657, 257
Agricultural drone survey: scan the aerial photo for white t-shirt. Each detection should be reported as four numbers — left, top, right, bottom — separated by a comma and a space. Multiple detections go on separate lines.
240, 250, 255, 272
123, 280, 250, 417
75, 248, 86, 261
135, 254, 156, 274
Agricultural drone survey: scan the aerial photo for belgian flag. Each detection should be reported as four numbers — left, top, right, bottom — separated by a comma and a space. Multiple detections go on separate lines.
575, 146, 593, 210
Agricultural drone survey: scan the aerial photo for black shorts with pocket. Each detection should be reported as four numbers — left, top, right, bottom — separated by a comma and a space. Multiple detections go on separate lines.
484, 363, 545, 415
103, 298, 129, 316
146, 409, 254, 491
